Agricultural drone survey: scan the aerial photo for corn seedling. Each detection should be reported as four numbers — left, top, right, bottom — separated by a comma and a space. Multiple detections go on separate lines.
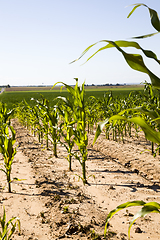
0, 124, 17, 193
0, 206, 20, 240
0, 103, 14, 126
33, 98, 61, 157
53, 79, 88, 184
59, 108, 76, 171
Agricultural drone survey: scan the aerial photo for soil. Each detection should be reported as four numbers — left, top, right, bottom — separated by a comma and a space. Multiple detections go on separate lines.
0, 119, 160, 240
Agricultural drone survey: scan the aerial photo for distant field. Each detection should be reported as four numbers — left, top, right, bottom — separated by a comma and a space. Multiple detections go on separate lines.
0, 85, 144, 109
5, 84, 143, 92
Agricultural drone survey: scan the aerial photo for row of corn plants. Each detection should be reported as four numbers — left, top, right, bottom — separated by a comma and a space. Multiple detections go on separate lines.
16, 80, 89, 183
0, 103, 21, 239
0, 102, 18, 193
16, 81, 160, 184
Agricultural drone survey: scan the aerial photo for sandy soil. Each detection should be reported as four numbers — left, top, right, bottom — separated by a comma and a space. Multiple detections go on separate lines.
0, 119, 160, 240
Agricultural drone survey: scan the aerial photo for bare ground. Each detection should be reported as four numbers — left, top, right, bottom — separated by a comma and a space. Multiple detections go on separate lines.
0, 119, 160, 240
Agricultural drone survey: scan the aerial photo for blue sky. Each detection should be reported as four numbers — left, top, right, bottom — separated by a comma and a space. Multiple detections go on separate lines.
0, 0, 160, 86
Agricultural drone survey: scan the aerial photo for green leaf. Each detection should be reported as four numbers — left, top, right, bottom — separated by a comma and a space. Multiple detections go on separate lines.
127, 4, 147, 18
0, 168, 7, 175
104, 200, 146, 237
73, 40, 160, 65
11, 177, 26, 183
131, 31, 159, 39
128, 205, 160, 239
110, 115, 160, 144
120, 106, 160, 125
56, 96, 73, 110
93, 118, 109, 145
72, 40, 160, 88
1, 206, 6, 231
145, 201, 160, 209
127, 3, 160, 34
129, 116, 160, 144
70, 42, 98, 63
52, 81, 75, 97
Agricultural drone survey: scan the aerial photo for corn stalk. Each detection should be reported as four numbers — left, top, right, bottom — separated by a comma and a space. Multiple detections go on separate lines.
53, 79, 88, 184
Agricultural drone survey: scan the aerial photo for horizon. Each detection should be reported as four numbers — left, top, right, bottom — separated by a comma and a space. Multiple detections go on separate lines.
1, 82, 143, 88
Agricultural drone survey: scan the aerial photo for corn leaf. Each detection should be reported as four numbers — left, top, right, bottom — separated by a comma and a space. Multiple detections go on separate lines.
104, 200, 146, 237
71, 40, 160, 88
120, 106, 160, 125
110, 115, 160, 144
56, 96, 73, 110
128, 205, 160, 239
70, 42, 98, 63
52, 81, 75, 97
84, 40, 160, 65
130, 31, 159, 39
1, 206, 6, 230
127, 3, 160, 38
127, 4, 160, 31
93, 118, 109, 145
94, 113, 160, 145
145, 201, 160, 208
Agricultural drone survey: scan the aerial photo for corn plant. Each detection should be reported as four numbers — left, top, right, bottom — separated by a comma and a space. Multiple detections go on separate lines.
31, 97, 61, 157
16, 100, 34, 132
0, 103, 14, 126
0, 206, 20, 240
0, 124, 17, 193
53, 79, 88, 184
59, 107, 76, 171
85, 96, 99, 134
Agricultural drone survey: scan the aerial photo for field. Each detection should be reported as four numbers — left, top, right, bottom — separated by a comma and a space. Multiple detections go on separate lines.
0, 85, 143, 109
1, 119, 160, 239
1, 83, 160, 240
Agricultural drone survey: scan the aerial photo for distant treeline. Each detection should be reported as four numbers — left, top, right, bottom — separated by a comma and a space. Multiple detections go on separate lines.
0, 85, 10, 88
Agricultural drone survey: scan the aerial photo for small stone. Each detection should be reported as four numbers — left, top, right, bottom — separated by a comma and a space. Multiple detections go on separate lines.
109, 185, 115, 190
135, 227, 142, 233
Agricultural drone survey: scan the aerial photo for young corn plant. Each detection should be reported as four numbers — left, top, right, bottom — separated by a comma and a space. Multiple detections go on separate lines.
0, 206, 21, 240
0, 124, 17, 193
53, 79, 88, 184
86, 96, 99, 134
0, 102, 14, 125
59, 108, 76, 171
35, 98, 61, 157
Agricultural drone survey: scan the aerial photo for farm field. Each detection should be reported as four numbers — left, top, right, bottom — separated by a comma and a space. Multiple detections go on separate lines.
1, 119, 160, 239
0, 2, 159, 239
0, 85, 144, 109
0, 82, 160, 239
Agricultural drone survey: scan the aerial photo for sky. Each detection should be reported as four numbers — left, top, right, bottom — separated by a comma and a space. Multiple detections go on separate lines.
0, 0, 160, 86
